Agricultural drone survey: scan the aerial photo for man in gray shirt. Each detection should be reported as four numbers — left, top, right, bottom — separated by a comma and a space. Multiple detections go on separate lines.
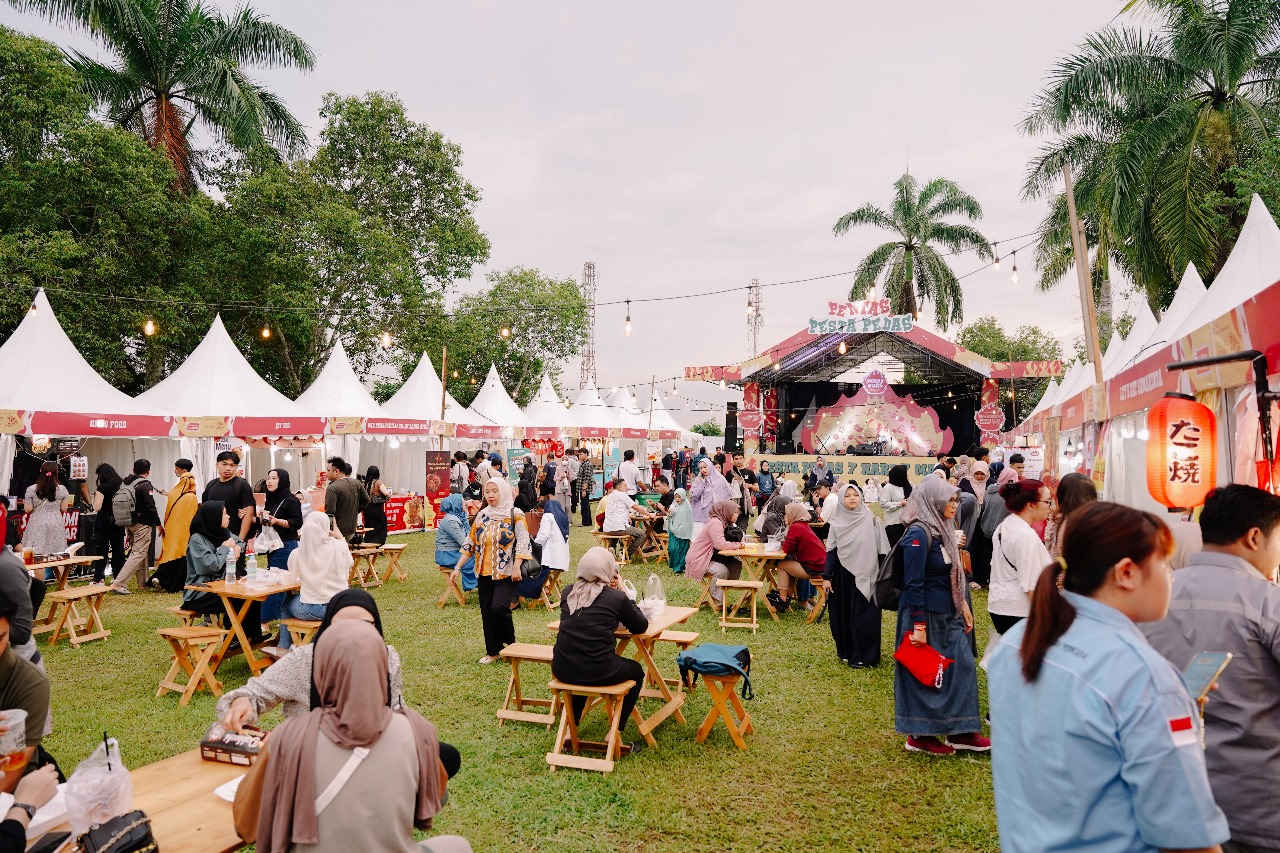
1144, 484, 1280, 853
324, 456, 368, 542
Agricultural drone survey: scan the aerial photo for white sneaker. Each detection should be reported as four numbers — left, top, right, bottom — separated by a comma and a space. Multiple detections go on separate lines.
478, 655, 500, 664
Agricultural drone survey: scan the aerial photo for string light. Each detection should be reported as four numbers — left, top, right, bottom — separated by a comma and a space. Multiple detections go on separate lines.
261, 326, 271, 339
452, 370, 459, 378
284, 451, 294, 462
837, 341, 847, 355
389, 438, 401, 449
143, 319, 156, 336
380, 331, 392, 348
500, 326, 511, 338
1011, 251, 1019, 285
992, 242, 1001, 271
470, 376, 477, 384
624, 300, 632, 337
720, 379, 726, 389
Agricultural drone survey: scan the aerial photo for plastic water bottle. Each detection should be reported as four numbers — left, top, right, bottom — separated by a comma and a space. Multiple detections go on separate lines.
224, 547, 236, 583
246, 551, 260, 584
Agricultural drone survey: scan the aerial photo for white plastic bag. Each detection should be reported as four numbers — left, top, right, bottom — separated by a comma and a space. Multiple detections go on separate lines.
621, 579, 638, 601
644, 573, 666, 616
66, 737, 132, 836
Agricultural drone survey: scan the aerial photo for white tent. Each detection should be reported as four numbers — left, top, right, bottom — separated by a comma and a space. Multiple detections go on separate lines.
295, 340, 384, 419
570, 381, 623, 432
522, 374, 574, 432
1174, 194, 1280, 338
1100, 330, 1126, 378
604, 385, 651, 437
1108, 301, 1159, 378
642, 391, 687, 439
468, 365, 528, 430
381, 352, 472, 424
1028, 376, 1060, 417
1147, 263, 1207, 354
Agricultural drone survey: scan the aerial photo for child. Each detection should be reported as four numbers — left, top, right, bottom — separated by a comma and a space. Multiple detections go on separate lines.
666, 488, 692, 573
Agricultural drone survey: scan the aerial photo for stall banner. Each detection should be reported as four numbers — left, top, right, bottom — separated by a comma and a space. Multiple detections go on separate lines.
975, 379, 1004, 446
176, 416, 230, 437
29, 412, 172, 437
506, 448, 532, 483
326, 417, 364, 436
1005, 445, 1046, 480
1041, 417, 1061, 482
228, 416, 327, 438
384, 495, 426, 535
423, 450, 452, 529
363, 418, 434, 435
0, 411, 22, 435
69, 455, 88, 481
745, 454, 938, 484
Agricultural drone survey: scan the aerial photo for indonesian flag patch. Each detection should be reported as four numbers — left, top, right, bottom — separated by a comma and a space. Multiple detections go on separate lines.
1168, 715, 1198, 747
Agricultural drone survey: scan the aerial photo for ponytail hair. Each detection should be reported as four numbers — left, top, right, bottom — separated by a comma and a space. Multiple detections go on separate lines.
35, 461, 60, 502
1020, 502, 1173, 682
1001, 478, 1045, 513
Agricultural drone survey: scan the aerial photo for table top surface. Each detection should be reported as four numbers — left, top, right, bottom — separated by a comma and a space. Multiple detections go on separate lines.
186, 578, 300, 600
719, 548, 786, 560
27, 555, 101, 570
548, 604, 696, 640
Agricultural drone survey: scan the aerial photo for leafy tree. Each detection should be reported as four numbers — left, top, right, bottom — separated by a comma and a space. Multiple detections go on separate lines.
832, 172, 993, 330
1022, 0, 1280, 312
691, 419, 724, 437
958, 316, 1065, 414
7, 0, 315, 188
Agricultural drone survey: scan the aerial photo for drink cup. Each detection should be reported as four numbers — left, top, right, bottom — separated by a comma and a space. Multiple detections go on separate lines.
21, 548, 33, 567
0, 710, 27, 771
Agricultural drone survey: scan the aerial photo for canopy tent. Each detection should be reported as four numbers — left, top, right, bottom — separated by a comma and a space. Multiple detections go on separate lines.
522, 374, 574, 437
1027, 376, 1060, 417
1106, 301, 1159, 379
381, 353, 497, 440
295, 340, 385, 420
1145, 264, 1207, 356
468, 365, 528, 434
570, 381, 624, 437
642, 391, 685, 441
602, 385, 651, 439
1100, 330, 1126, 377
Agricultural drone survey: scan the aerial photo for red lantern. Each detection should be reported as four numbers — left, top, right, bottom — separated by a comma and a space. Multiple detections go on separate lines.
1146, 393, 1217, 509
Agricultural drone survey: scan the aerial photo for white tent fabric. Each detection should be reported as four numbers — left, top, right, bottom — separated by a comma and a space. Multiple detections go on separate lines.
1029, 377, 1060, 416
1100, 330, 1126, 377
381, 352, 472, 423
1148, 264, 1207, 352
643, 391, 687, 437
295, 340, 385, 418
1108, 301, 1159, 378
136, 315, 307, 418
0, 289, 165, 420
523, 374, 573, 429
1174, 195, 1280, 339
570, 381, 623, 430
604, 385, 650, 432
469, 365, 528, 428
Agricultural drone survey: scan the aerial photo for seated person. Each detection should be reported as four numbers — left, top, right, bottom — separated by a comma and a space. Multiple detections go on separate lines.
219, 590, 405, 729
649, 476, 674, 533
234, 620, 469, 853
0, 548, 38, 666
771, 504, 826, 613
435, 495, 477, 594
551, 548, 650, 752
0, 764, 58, 851
274, 513, 354, 652
686, 501, 744, 605
182, 501, 264, 644
601, 478, 649, 555
758, 494, 792, 540
594, 480, 615, 531
0, 598, 50, 794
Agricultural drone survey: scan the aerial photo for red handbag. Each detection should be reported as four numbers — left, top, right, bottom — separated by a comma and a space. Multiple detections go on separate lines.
893, 633, 955, 688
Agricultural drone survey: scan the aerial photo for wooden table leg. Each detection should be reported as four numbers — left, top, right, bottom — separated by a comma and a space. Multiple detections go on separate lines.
46, 599, 77, 646
380, 552, 406, 584
215, 594, 271, 675
627, 637, 683, 744
68, 593, 111, 646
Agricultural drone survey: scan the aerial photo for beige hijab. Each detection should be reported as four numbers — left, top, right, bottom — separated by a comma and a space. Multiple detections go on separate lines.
566, 546, 617, 614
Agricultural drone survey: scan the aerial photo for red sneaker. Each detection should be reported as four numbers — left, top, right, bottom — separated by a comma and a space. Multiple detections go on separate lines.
904, 736, 955, 756
947, 732, 991, 752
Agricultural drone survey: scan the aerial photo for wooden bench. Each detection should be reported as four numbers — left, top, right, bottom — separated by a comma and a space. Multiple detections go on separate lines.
156, 626, 228, 705
497, 644, 559, 728
524, 569, 564, 611
546, 679, 646, 774
44, 584, 112, 647
591, 532, 633, 566
378, 544, 410, 584
693, 575, 716, 612
807, 577, 828, 625
717, 579, 764, 634
694, 673, 754, 750
167, 606, 199, 627
279, 618, 322, 647
437, 567, 468, 608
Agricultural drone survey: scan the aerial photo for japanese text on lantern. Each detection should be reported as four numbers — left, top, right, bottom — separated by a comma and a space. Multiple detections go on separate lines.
1166, 419, 1202, 485
1146, 393, 1217, 509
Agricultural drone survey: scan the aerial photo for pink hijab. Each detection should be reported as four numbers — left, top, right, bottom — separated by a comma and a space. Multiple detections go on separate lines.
996, 467, 1019, 487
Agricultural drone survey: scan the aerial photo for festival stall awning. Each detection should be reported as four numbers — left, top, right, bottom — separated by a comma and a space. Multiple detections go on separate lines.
642, 390, 685, 442
380, 353, 499, 440
294, 340, 433, 437
522, 374, 573, 438
135, 315, 324, 437
0, 289, 170, 437
602, 385, 652, 439
469, 365, 529, 437
570, 381, 624, 438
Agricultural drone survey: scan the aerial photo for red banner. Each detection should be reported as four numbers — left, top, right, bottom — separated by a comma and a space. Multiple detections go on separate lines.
14, 509, 80, 544
229, 416, 327, 437
363, 419, 435, 435
384, 496, 426, 535
423, 451, 452, 528
28, 412, 172, 438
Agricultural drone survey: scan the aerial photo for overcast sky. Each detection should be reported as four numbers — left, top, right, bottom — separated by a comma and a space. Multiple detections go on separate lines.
2, 0, 1143, 427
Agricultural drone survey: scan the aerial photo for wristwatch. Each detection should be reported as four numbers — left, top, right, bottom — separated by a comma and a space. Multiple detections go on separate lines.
10, 802, 37, 820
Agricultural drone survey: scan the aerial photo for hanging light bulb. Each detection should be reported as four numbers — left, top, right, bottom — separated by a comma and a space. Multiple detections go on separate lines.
1011, 251, 1019, 285
284, 451, 294, 462
380, 331, 392, 348
992, 242, 1001, 271
837, 340, 847, 355
143, 318, 156, 336
720, 379, 726, 389
624, 299, 632, 337
470, 376, 477, 384
452, 370, 459, 378
261, 326, 271, 339
389, 438, 400, 449
500, 326, 511, 339
947, 390, 953, 397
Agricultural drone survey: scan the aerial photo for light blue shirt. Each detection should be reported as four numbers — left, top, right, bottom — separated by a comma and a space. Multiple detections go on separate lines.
988, 591, 1228, 853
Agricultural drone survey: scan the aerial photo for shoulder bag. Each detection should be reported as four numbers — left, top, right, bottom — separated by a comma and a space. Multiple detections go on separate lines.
78, 809, 157, 853
508, 507, 541, 580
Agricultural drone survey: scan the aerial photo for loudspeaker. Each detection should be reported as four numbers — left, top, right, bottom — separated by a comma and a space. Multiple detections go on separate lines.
724, 403, 739, 453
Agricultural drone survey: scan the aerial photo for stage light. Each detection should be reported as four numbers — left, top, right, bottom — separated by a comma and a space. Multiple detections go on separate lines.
837, 341, 847, 355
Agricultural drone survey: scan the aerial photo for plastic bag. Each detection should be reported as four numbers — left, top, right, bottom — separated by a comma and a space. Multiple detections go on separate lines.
621, 579, 638, 601
644, 573, 665, 616
66, 737, 132, 836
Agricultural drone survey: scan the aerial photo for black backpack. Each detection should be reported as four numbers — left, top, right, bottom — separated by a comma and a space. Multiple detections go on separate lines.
872, 524, 932, 611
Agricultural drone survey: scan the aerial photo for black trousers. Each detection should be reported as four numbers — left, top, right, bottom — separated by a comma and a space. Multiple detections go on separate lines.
554, 657, 646, 736
477, 574, 518, 656
990, 613, 1023, 635
95, 523, 125, 583
580, 496, 593, 528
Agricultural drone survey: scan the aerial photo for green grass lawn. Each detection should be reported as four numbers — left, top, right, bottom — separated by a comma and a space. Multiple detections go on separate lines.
43, 526, 1000, 852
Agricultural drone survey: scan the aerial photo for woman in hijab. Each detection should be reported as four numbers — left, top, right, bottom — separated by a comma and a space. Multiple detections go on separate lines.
686, 500, 743, 606
219, 588, 407, 730
754, 460, 776, 512
771, 503, 826, 613
151, 459, 199, 591
758, 493, 792, 539
881, 464, 913, 547
894, 476, 987, 756
665, 488, 693, 573
234, 621, 469, 853
515, 464, 538, 512
551, 548, 650, 750
960, 461, 993, 587
527, 494, 570, 599
257, 468, 304, 632
457, 477, 532, 664
435, 495, 476, 594
181, 501, 261, 642
271, 512, 356, 651
776, 478, 799, 502
822, 484, 891, 667
688, 458, 732, 541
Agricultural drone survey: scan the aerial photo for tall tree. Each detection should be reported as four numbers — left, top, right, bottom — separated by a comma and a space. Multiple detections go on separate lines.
832, 172, 993, 330
6, 0, 315, 188
1022, 0, 1280, 311
958, 315, 1065, 419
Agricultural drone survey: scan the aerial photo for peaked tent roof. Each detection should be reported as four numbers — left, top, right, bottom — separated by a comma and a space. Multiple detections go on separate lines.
604, 385, 650, 433
1100, 330, 1126, 377
1148, 264, 1207, 353
523, 374, 574, 429
642, 391, 685, 439
1108, 301, 1159, 377
380, 352, 472, 423
1174, 195, 1280, 338
0, 289, 169, 436
469, 365, 528, 428
1029, 376, 1060, 416
570, 381, 624, 431
295, 340, 385, 418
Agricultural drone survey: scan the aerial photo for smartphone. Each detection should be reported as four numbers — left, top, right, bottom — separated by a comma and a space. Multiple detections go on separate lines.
28, 831, 72, 853
1183, 651, 1233, 701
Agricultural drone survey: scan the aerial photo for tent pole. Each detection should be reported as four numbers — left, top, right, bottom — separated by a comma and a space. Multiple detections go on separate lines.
439, 346, 448, 423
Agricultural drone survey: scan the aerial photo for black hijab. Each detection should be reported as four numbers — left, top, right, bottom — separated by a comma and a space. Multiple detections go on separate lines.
264, 468, 293, 512
887, 464, 913, 498
189, 500, 231, 545
310, 589, 386, 710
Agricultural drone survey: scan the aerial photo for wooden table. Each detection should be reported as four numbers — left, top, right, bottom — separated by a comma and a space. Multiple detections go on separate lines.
349, 547, 383, 588
30, 556, 102, 637
43, 584, 112, 647
719, 548, 786, 622
36, 749, 246, 853
547, 605, 696, 744
185, 578, 300, 676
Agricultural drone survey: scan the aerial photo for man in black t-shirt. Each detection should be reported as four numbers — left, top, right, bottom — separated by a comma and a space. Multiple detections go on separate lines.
202, 450, 255, 577
730, 452, 758, 520
650, 476, 675, 533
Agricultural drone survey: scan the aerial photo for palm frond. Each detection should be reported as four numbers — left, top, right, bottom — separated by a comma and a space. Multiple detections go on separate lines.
832, 204, 894, 237
206, 4, 315, 70
928, 222, 993, 259
851, 242, 901, 298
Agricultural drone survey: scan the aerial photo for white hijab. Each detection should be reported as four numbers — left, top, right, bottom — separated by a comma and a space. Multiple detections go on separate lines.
289, 511, 353, 579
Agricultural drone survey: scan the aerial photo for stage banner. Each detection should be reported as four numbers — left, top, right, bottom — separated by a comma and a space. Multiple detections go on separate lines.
744, 453, 938, 485
384, 495, 426, 535
975, 379, 1004, 447
423, 450, 451, 529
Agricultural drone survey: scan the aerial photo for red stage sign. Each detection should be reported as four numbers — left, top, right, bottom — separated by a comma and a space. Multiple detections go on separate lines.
863, 370, 889, 397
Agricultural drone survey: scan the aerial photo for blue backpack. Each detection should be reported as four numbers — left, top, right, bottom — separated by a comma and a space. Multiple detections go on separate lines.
677, 644, 753, 699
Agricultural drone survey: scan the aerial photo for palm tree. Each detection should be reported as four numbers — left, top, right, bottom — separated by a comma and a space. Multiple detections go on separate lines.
1022, 0, 1280, 310
832, 172, 992, 330
7, 0, 315, 188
